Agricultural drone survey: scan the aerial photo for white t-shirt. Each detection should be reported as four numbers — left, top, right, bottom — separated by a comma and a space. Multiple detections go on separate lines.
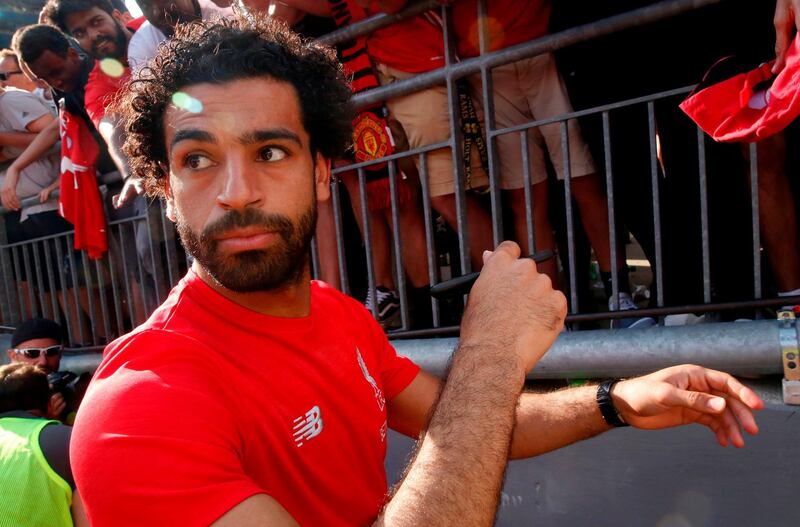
127, 0, 233, 73
0, 88, 60, 221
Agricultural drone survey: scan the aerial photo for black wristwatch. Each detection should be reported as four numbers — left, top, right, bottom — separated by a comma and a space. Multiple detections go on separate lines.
596, 379, 629, 427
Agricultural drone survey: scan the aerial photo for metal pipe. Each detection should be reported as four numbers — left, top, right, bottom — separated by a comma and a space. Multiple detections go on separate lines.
58, 320, 795, 380
352, 0, 721, 109
391, 320, 792, 379
318, 0, 440, 46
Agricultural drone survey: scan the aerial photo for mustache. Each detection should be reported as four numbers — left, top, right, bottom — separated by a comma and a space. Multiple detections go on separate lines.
91, 37, 114, 52
202, 208, 294, 243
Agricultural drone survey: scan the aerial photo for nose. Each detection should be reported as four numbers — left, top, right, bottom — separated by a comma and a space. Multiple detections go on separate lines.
34, 354, 47, 367
216, 156, 263, 211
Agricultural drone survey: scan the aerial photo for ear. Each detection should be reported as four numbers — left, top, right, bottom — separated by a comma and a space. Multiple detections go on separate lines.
6, 349, 15, 362
162, 169, 177, 223
111, 9, 126, 24
313, 152, 331, 203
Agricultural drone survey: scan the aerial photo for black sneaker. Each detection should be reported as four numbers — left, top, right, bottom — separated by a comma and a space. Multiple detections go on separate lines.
365, 286, 401, 329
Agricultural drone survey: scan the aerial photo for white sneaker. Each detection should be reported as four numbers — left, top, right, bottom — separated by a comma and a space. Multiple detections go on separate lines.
610, 292, 656, 329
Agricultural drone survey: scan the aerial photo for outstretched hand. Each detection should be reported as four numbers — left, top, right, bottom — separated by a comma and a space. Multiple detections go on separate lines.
774, 0, 800, 73
611, 365, 764, 448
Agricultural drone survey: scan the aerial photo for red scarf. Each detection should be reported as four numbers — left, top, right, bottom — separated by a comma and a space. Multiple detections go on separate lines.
58, 106, 107, 259
329, 0, 411, 210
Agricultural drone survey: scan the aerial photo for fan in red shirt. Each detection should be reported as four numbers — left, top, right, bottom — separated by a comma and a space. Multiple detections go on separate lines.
71, 13, 763, 527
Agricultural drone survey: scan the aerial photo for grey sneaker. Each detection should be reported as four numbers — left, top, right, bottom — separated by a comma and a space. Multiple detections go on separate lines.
610, 292, 656, 329
365, 286, 401, 328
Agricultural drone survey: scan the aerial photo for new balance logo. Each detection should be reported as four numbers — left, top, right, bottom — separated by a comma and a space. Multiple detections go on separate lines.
293, 405, 323, 447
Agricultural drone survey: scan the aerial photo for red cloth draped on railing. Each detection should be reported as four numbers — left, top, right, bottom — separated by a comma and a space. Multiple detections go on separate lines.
58, 106, 107, 259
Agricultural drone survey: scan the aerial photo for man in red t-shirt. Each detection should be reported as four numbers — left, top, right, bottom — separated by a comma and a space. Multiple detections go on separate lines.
71, 13, 764, 526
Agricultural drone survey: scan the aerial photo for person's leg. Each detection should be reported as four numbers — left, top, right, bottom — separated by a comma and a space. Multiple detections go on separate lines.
507, 184, 559, 285
429, 193, 495, 271
339, 170, 396, 290
314, 196, 342, 290
751, 133, 800, 293
377, 62, 491, 272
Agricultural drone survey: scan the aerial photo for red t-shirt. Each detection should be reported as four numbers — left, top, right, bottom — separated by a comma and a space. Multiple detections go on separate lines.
71, 272, 420, 526
451, 0, 551, 58
84, 17, 145, 127
366, 3, 445, 73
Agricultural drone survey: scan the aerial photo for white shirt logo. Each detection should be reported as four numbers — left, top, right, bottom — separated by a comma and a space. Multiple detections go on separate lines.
356, 347, 385, 411
293, 405, 323, 447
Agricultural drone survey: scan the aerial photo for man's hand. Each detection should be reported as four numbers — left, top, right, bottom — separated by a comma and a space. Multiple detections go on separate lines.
611, 365, 764, 447
774, 0, 800, 73
47, 392, 66, 420
39, 187, 54, 203
460, 241, 567, 373
1, 167, 21, 211
112, 177, 144, 209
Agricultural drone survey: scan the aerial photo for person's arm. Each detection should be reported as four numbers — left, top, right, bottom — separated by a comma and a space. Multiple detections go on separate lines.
1, 116, 60, 211
388, 364, 764, 460
0, 131, 37, 149
214, 241, 567, 526
71, 491, 90, 527
97, 114, 144, 208
774, 0, 800, 72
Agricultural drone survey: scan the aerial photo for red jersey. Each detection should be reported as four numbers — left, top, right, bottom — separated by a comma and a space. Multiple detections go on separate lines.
58, 106, 106, 259
451, 0, 551, 58
366, 3, 445, 73
71, 272, 420, 526
84, 17, 145, 127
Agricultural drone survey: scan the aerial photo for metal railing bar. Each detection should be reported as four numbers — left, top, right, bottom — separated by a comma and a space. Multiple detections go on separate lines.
602, 112, 620, 310
648, 102, 665, 308
697, 127, 711, 303
351, 0, 720, 108
418, 153, 441, 327
561, 122, 579, 314
388, 160, 409, 329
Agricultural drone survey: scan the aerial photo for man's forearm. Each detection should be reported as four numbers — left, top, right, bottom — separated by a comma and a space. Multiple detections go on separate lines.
9, 120, 59, 173
0, 131, 36, 149
98, 116, 131, 179
510, 385, 611, 459
378, 345, 525, 526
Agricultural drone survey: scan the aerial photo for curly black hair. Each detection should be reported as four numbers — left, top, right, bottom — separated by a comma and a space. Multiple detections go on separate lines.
117, 13, 354, 198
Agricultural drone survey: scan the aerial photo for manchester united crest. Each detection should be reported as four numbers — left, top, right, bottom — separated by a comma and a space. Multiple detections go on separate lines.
353, 111, 391, 163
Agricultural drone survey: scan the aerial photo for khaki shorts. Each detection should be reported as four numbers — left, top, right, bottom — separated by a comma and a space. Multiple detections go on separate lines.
471, 53, 595, 188
375, 63, 488, 197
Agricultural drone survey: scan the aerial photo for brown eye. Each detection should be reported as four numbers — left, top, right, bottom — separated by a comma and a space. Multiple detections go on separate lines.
185, 154, 213, 170
257, 146, 287, 162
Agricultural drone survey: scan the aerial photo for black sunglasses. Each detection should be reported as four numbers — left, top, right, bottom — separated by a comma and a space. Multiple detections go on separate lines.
0, 70, 23, 81
12, 345, 63, 359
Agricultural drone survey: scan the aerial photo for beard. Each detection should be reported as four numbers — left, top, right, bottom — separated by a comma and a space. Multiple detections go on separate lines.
91, 21, 129, 60
175, 202, 317, 293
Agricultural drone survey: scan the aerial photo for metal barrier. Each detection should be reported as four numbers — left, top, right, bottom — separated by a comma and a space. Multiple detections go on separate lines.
1, 0, 798, 351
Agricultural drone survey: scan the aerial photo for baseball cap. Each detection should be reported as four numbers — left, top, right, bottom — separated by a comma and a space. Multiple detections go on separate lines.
10, 318, 64, 348
679, 33, 800, 142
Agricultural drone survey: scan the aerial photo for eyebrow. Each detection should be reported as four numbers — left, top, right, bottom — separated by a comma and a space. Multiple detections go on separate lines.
170, 129, 216, 151
170, 128, 303, 152
240, 128, 302, 147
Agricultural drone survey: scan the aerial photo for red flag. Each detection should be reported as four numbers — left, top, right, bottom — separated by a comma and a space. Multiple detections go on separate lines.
58, 107, 107, 259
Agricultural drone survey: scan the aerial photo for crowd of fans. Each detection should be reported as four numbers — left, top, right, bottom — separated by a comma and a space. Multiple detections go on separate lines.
0, 0, 798, 344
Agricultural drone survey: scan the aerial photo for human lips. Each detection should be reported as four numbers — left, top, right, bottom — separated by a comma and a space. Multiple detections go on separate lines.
215, 228, 277, 253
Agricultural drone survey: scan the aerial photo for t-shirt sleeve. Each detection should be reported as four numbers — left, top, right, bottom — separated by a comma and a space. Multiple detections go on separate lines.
357, 302, 420, 400
70, 330, 264, 527
84, 66, 126, 129
1, 91, 50, 131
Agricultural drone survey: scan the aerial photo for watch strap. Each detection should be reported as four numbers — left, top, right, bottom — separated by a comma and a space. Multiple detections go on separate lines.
596, 379, 629, 427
